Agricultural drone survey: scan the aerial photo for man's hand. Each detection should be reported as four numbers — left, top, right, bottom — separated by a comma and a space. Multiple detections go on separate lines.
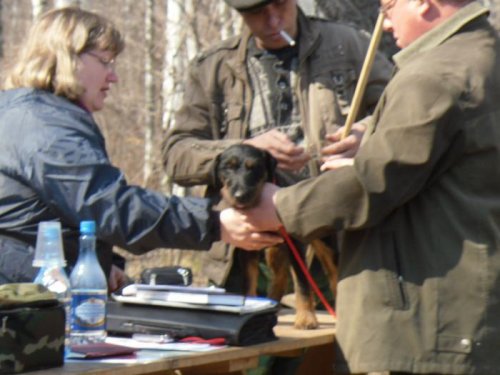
320, 158, 354, 172
220, 183, 284, 250
321, 122, 366, 158
320, 122, 365, 171
243, 129, 310, 171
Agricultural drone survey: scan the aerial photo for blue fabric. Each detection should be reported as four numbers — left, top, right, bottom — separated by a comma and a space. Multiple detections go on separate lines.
0, 88, 218, 281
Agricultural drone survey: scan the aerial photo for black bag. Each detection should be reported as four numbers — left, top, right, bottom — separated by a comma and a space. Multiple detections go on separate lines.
140, 266, 192, 286
0, 283, 65, 374
106, 300, 278, 346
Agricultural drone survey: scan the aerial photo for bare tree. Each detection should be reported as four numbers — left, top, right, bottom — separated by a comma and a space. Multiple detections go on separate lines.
54, 0, 81, 7
298, 0, 324, 17
143, 0, 155, 185
0, 2, 3, 58
161, 0, 190, 195
218, 2, 242, 39
32, 0, 48, 19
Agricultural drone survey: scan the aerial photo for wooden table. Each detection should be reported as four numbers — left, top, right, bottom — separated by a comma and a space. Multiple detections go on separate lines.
26, 310, 336, 375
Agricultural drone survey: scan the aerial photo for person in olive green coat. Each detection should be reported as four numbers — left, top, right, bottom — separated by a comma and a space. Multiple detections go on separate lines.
219, 0, 500, 373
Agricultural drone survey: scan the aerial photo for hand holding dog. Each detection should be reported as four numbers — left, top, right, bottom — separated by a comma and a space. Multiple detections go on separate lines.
220, 183, 284, 250
243, 129, 310, 171
320, 122, 365, 172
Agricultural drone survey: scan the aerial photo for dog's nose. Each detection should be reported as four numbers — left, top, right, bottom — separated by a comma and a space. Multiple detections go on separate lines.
234, 190, 246, 200
233, 189, 254, 204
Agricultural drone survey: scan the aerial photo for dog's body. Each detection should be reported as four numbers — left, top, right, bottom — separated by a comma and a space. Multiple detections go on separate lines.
213, 144, 338, 329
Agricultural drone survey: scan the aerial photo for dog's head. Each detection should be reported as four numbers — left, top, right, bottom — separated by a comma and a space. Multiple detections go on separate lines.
212, 144, 277, 209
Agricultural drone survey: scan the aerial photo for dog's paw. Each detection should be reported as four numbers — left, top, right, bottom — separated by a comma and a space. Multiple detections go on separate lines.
294, 310, 319, 330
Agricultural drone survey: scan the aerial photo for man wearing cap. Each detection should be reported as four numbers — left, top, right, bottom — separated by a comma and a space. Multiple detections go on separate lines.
163, 0, 392, 327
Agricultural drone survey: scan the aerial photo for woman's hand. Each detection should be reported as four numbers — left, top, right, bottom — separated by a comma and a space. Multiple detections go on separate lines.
220, 209, 283, 250
108, 265, 128, 293
219, 183, 284, 250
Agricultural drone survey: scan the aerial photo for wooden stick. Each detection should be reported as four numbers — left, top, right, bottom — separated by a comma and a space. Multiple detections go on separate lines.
341, 12, 386, 140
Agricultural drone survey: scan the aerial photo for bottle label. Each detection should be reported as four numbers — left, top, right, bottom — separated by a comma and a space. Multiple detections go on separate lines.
71, 290, 107, 331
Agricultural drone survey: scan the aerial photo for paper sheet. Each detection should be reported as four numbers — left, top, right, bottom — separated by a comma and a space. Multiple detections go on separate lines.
105, 336, 226, 352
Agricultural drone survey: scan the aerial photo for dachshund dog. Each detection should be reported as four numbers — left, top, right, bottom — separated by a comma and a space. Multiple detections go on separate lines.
212, 143, 338, 329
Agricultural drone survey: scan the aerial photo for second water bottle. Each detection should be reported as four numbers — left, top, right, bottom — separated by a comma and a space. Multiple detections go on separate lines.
69, 220, 108, 345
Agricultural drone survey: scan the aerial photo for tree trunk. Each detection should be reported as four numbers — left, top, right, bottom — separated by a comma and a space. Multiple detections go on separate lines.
185, 0, 198, 59
218, 2, 242, 39
54, 0, 81, 7
143, 0, 155, 185
0, 2, 3, 58
161, 0, 193, 195
32, 0, 48, 19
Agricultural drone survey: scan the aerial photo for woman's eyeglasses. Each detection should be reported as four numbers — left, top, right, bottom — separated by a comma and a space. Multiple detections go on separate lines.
85, 51, 116, 70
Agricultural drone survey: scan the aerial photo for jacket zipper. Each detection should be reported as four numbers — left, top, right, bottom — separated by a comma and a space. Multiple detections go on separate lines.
393, 241, 408, 310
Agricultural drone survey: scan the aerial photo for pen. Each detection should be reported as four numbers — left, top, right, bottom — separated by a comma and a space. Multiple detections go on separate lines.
180, 336, 227, 346
279, 30, 296, 47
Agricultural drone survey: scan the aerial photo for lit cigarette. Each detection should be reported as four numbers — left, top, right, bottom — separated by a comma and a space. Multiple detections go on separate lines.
279, 30, 296, 47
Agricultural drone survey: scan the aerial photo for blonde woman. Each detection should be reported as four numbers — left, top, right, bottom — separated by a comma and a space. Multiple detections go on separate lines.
0, 7, 279, 288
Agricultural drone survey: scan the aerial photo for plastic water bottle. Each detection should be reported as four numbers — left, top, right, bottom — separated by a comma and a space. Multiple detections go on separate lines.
69, 220, 108, 345
33, 221, 71, 347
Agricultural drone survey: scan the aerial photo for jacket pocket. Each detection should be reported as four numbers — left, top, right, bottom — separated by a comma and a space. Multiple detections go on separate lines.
380, 232, 408, 310
217, 101, 244, 139
307, 70, 357, 147
312, 67, 357, 117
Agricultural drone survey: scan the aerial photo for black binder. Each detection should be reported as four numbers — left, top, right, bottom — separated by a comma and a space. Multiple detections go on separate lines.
106, 300, 279, 346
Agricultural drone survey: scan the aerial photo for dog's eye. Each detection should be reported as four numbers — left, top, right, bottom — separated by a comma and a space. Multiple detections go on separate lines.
225, 157, 240, 170
245, 159, 256, 170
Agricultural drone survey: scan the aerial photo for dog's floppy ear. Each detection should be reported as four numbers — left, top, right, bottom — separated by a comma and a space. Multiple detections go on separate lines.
262, 150, 278, 182
210, 153, 223, 190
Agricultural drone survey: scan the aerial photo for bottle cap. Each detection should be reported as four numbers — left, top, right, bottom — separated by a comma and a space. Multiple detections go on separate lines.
80, 220, 96, 235
32, 221, 66, 267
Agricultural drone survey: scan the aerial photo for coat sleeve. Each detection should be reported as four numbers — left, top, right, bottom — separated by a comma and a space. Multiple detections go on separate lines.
275, 71, 460, 241
162, 56, 242, 187
30, 113, 220, 255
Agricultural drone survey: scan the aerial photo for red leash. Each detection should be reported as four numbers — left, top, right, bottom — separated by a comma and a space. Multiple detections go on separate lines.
278, 226, 336, 318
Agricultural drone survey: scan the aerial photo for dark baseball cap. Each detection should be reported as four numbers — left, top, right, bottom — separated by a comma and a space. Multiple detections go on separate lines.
224, 0, 273, 12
